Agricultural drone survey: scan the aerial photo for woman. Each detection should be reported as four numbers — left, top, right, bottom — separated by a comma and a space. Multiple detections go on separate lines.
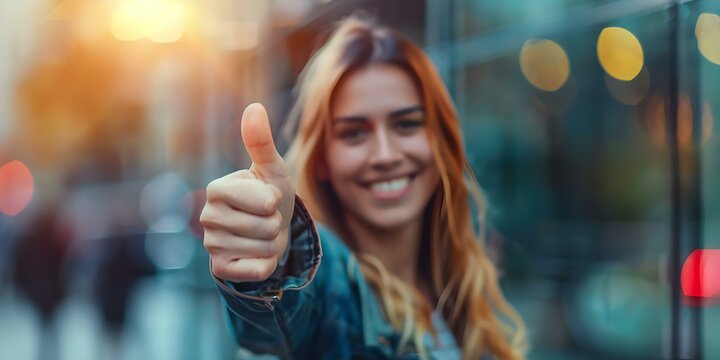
201, 16, 526, 359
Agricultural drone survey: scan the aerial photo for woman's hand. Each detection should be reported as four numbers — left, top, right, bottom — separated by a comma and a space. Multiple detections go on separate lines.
200, 103, 295, 283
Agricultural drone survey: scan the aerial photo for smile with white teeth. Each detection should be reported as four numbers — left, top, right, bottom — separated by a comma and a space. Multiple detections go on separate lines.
370, 177, 410, 193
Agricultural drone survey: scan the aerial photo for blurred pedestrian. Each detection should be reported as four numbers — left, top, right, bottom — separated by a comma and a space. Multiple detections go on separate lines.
12, 203, 71, 360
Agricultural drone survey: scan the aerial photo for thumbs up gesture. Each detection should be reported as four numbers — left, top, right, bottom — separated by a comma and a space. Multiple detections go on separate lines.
201, 103, 295, 283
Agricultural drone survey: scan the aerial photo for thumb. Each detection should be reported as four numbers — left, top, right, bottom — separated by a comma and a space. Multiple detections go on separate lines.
241, 103, 287, 179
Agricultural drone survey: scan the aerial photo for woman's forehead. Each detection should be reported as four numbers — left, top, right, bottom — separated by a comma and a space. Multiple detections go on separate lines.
331, 64, 422, 119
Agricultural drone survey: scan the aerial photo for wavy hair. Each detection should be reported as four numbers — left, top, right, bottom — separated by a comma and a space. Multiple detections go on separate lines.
284, 15, 527, 359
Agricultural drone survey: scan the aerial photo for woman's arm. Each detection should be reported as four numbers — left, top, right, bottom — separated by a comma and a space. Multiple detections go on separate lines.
200, 104, 321, 357
214, 198, 323, 358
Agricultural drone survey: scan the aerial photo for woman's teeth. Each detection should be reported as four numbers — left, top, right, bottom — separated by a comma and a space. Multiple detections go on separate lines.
370, 177, 410, 193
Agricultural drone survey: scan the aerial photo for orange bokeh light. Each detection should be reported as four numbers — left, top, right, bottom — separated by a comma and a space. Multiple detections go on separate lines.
643, 95, 714, 149
0, 160, 34, 216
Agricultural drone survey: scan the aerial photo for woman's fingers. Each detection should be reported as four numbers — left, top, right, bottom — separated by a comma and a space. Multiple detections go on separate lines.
206, 176, 282, 216
204, 229, 282, 259
211, 256, 279, 283
200, 204, 282, 240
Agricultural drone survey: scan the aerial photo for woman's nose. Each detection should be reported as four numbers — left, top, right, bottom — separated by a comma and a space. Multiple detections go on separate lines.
368, 127, 402, 169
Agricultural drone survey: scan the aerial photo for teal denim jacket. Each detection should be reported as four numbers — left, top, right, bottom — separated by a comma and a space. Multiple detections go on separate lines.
215, 199, 426, 359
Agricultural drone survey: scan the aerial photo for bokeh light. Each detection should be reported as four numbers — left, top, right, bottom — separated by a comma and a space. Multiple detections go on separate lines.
644, 96, 666, 146
696, 13, 720, 65
597, 27, 644, 81
0, 160, 34, 217
643, 95, 713, 148
109, 0, 186, 43
145, 232, 195, 270
682, 249, 720, 298
110, 1, 146, 41
570, 266, 664, 357
139, 172, 192, 233
147, 1, 186, 44
140, 172, 196, 270
520, 39, 570, 91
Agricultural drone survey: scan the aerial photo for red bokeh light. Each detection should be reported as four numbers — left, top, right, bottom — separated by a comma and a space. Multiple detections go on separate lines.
0, 160, 34, 216
681, 249, 720, 298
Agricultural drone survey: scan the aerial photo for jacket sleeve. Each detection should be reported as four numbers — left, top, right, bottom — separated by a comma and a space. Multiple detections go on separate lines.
213, 196, 324, 358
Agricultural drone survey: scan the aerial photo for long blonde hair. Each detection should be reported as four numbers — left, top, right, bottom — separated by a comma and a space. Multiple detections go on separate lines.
284, 15, 527, 359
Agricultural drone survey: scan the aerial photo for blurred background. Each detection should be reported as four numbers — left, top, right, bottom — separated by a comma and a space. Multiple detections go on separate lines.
0, 0, 718, 359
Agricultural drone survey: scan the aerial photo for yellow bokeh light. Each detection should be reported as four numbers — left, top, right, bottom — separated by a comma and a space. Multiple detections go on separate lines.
696, 13, 720, 65
520, 39, 570, 92
110, 1, 147, 41
597, 27, 644, 81
109, 0, 186, 43
148, 2, 186, 43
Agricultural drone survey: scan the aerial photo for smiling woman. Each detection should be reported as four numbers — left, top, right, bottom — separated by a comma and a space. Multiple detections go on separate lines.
201, 15, 526, 360
324, 64, 440, 234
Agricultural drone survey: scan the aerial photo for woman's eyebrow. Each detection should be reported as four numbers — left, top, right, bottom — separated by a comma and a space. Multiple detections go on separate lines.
332, 116, 369, 124
388, 105, 424, 118
332, 105, 424, 123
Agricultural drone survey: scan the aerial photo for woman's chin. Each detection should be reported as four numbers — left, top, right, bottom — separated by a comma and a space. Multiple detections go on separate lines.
361, 209, 421, 231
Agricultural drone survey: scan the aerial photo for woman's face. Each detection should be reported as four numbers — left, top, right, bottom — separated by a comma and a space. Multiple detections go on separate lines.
324, 63, 441, 231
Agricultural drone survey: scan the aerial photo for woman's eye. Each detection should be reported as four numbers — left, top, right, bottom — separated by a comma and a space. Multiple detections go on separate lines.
338, 128, 368, 142
394, 119, 424, 133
